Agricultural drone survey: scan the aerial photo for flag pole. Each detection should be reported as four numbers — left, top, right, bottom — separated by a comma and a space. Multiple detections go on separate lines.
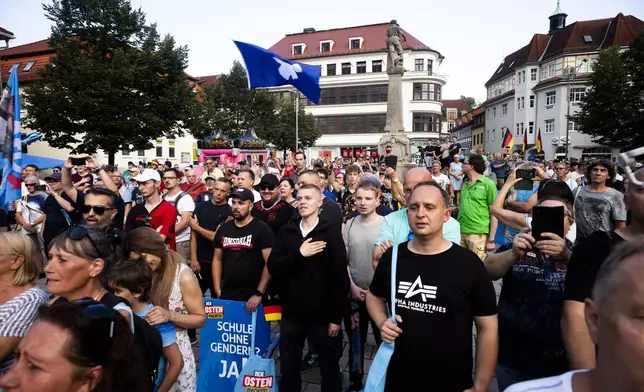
295, 93, 299, 153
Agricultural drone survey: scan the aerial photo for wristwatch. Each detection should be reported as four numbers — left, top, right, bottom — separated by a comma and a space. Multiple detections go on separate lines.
254, 290, 264, 297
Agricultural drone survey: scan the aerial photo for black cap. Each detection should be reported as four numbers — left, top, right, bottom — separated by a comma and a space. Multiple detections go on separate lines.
230, 188, 254, 202
259, 174, 279, 188
44, 172, 62, 181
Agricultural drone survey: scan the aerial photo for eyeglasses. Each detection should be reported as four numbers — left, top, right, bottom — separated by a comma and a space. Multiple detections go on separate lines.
66, 226, 103, 257
260, 184, 276, 191
25, 183, 37, 187
52, 169, 60, 173
81, 205, 113, 215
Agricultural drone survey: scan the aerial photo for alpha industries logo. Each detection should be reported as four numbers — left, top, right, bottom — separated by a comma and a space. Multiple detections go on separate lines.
398, 276, 437, 302
242, 370, 274, 390
221, 235, 253, 249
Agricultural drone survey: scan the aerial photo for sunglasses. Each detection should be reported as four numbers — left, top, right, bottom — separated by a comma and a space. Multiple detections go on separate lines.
52, 169, 60, 173
260, 185, 276, 191
65, 226, 103, 257
81, 205, 113, 216
25, 183, 37, 187
73, 299, 116, 343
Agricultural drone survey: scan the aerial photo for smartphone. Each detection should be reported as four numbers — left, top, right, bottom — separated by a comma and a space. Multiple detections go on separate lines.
516, 168, 536, 180
71, 157, 86, 166
34, 185, 47, 192
531, 205, 564, 241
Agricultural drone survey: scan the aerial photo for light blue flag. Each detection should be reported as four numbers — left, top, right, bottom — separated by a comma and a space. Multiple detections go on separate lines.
0, 67, 22, 211
233, 40, 321, 104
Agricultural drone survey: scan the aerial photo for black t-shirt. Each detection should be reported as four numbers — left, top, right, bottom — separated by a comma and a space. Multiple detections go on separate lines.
496, 243, 571, 374
213, 218, 275, 301
320, 197, 342, 228
251, 199, 295, 236
370, 242, 497, 392
42, 193, 78, 249
0, 208, 8, 229
193, 201, 232, 263
564, 230, 625, 303
76, 191, 125, 231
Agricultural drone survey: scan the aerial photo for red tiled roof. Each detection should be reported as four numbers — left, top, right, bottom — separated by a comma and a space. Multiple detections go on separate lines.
268, 22, 437, 60
197, 74, 221, 85
485, 13, 644, 86
0, 53, 52, 84
0, 26, 15, 39
441, 99, 469, 113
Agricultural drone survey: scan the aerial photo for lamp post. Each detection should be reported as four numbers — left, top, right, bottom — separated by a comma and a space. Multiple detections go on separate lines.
563, 58, 587, 160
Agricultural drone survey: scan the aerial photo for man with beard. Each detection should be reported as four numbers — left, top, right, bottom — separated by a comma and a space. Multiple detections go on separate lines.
213, 188, 274, 312
80, 187, 126, 254
252, 174, 295, 236
267, 184, 349, 392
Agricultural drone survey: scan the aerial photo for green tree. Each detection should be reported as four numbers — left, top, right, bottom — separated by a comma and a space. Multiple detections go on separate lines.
25, 0, 198, 164
199, 61, 276, 139
257, 96, 319, 153
460, 95, 477, 111
574, 31, 644, 147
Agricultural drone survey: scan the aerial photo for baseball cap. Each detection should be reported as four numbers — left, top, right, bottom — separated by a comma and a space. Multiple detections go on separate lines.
363, 175, 382, 188
44, 172, 62, 181
230, 188, 254, 202
133, 169, 161, 182
205, 175, 217, 181
259, 174, 279, 188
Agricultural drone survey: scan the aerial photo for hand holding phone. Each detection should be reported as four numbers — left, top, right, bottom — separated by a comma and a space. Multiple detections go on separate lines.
531, 205, 565, 242
71, 157, 86, 166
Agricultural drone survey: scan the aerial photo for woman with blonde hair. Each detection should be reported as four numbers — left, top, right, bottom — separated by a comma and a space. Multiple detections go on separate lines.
124, 227, 205, 392
0, 232, 49, 377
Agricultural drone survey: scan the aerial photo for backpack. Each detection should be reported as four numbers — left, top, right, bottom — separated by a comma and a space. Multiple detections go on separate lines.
164, 191, 189, 209
100, 293, 163, 391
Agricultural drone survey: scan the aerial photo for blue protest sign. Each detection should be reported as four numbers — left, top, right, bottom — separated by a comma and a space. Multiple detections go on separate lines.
197, 299, 271, 391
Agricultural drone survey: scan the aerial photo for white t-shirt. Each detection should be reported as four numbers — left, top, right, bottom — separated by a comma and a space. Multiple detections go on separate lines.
432, 173, 450, 192
505, 370, 588, 392
164, 192, 195, 243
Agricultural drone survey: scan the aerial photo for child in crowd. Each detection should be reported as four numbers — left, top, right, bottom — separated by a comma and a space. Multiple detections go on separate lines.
107, 260, 184, 392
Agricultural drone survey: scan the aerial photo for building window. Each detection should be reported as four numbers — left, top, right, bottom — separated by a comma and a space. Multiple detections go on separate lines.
316, 114, 386, 134
22, 61, 36, 72
522, 71, 526, 83
528, 121, 534, 134
492, 129, 496, 141
122, 145, 130, 156
156, 146, 163, 157
138, 149, 145, 157
293, 44, 304, 56
502, 103, 508, 116
545, 91, 556, 106
516, 123, 520, 135
341, 63, 351, 75
548, 64, 555, 78
168, 140, 175, 158
517, 72, 522, 85
569, 87, 586, 102
327, 64, 336, 76
545, 119, 555, 133
318, 84, 388, 105
493, 107, 496, 117
568, 120, 581, 132
427, 59, 433, 75
517, 97, 521, 109
415, 59, 424, 71
520, 122, 524, 135
412, 83, 441, 101
320, 41, 331, 52
350, 39, 361, 49
530, 95, 535, 108
530, 68, 537, 81
356, 61, 366, 74
413, 113, 439, 132
372, 60, 382, 73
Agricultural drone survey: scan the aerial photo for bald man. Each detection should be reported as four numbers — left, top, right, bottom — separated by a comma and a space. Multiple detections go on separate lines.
508, 241, 644, 392
182, 169, 207, 201
562, 167, 644, 369
373, 167, 461, 268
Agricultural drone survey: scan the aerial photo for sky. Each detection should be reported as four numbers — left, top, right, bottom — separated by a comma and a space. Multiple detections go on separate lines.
2, 0, 643, 103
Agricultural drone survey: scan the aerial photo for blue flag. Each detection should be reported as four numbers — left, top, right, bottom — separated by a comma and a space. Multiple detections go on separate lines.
0, 67, 22, 211
233, 40, 321, 104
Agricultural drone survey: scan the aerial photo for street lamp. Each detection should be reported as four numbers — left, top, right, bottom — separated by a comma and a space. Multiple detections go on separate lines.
563, 58, 587, 160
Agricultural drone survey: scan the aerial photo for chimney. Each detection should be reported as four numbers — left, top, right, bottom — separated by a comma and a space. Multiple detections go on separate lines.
303, 27, 316, 34
549, 0, 567, 33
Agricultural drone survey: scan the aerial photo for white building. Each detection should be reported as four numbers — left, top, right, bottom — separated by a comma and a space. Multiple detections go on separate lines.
267, 22, 448, 159
482, 5, 644, 161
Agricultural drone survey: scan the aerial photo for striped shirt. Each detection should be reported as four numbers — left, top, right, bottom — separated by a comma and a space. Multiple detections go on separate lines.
0, 287, 49, 376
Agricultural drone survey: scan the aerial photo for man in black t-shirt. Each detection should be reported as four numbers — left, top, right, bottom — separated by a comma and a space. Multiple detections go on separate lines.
367, 181, 497, 392
562, 166, 644, 370
252, 174, 295, 236
213, 188, 274, 312
42, 172, 78, 249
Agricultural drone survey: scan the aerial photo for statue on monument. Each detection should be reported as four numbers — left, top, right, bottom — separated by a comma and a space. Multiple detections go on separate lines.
386, 20, 407, 74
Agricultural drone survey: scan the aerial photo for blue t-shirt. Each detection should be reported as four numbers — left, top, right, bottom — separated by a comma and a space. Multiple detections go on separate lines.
323, 188, 337, 201
491, 160, 508, 179
504, 183, 540, 243
137, 304, 177, 391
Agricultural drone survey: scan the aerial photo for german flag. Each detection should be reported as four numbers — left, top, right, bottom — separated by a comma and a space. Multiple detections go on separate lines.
501, 128, 515, 150
522, 130, 527, 153
536, 129, 543, 153
264, 305, 282, 321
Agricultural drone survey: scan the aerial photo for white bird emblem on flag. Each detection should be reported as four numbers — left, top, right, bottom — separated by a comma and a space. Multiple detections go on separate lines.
274, 57, 302, 81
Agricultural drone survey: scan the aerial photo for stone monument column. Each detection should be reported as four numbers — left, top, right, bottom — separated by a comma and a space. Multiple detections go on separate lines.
378, 20, 415, 178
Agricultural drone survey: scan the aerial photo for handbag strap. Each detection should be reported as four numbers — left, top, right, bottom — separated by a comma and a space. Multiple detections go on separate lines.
250, 310, 257, 354
391, 244, 398, 325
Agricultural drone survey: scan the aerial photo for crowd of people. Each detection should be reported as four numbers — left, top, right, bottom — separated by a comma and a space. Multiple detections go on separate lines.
0, 144, 642, 392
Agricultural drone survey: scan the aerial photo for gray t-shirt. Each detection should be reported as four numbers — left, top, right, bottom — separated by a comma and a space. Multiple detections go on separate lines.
343, 215, 384, 289
574, 187, 627, 241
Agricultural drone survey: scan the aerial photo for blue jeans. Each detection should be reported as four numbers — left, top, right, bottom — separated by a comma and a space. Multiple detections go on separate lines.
495, 363, 533, 391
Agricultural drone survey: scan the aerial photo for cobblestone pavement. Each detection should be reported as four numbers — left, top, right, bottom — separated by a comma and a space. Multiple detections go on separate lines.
38, 279, 503, 392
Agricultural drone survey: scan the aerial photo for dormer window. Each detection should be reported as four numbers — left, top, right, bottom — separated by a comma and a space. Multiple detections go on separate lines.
320, 40, 334, 53
292, 43, 306, 56
349, 36, 364, 50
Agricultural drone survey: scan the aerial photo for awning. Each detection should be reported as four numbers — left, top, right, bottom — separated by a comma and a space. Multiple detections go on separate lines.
0, 153, 66, 170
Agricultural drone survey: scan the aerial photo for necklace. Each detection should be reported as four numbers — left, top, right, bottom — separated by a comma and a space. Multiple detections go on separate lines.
93, 288, 106, 301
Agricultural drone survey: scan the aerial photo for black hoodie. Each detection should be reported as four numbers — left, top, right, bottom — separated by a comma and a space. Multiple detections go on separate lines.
267, 216, 349, 325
